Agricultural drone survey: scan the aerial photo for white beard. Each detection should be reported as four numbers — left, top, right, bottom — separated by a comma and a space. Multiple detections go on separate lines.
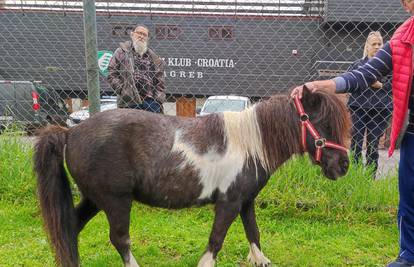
133, 40, 148, 57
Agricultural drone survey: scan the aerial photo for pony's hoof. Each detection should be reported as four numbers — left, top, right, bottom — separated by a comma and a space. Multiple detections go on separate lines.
247, 244, 271, 267
247, 256, 271, 267
197, 251, 216, 267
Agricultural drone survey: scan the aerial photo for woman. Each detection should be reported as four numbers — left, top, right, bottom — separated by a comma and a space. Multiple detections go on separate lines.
291, 0, 414, 266
347, 31, 392, 177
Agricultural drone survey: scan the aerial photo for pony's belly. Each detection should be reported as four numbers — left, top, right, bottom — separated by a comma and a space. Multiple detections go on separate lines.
132, 189, 213, 209
131, 172, 207, 209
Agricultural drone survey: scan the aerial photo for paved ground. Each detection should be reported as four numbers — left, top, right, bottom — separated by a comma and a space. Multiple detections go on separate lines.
377, 148, 399, 179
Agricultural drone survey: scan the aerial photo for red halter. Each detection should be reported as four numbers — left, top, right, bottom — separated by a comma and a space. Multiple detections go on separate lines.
293, 96, 348, 162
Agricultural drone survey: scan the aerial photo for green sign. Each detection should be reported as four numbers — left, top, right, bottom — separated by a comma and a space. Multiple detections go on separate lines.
97, 50, 113, 77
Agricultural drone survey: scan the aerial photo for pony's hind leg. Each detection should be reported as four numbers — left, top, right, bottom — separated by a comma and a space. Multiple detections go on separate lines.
103, 197, 139, 267
198, 201, 241, 267
240, 200, 271, 267
75, 197, 100, 234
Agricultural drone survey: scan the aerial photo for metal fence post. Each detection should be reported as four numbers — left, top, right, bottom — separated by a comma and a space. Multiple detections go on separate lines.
83, 0, 100, 114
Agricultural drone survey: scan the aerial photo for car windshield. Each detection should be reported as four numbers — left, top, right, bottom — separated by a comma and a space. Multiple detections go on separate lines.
202, 99, 246, 113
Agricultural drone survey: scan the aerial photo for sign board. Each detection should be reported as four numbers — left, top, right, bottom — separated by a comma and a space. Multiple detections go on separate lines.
97, 50, 113, 77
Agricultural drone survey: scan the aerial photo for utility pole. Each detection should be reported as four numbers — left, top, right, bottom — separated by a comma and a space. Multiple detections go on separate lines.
82, 0, 100, 115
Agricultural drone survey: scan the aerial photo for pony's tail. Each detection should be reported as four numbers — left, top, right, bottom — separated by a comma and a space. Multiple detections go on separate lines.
33, 125, 79, 267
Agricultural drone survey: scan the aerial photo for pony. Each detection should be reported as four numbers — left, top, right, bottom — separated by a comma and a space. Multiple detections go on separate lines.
33, 86, 350, 267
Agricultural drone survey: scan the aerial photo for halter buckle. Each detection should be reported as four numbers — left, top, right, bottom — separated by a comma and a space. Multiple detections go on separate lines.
315, 138, 326, 148
300, 114, 309, 122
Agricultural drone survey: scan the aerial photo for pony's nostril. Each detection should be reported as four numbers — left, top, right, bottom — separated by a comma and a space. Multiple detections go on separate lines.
340, 158, 349, 172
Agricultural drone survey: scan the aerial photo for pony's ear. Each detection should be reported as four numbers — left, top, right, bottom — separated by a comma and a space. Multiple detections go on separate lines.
301, 85, 320, 108
302, 84, 312, 98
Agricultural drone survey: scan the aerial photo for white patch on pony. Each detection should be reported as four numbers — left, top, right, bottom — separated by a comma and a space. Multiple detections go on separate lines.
125, 250, 140, 267
171, 107, 268, 200
197, 251, 216, 267
172, 130, 245, 199
247, 243, 271, 267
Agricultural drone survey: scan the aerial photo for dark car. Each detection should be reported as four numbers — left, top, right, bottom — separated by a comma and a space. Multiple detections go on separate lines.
0, 80, 69, 133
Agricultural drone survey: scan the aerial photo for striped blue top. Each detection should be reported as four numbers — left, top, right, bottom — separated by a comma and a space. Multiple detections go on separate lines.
334, 41, 414, 135
346, 57, 392, 109
333, 41, 393, 93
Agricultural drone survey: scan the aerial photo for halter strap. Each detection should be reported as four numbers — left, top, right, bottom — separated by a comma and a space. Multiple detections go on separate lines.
293, 96, 348, 162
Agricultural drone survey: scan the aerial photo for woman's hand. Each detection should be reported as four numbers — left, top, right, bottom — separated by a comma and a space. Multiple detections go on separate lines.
291, 82, 316, 98
290, 80, 336, 98
371, 81, 383, 90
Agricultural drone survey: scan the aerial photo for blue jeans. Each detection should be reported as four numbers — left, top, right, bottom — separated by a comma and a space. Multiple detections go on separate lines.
125, 97, 162, 113
398, 133, 414, 262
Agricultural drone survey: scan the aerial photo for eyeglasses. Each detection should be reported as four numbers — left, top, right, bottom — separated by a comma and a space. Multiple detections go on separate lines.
132, 31, 148, 37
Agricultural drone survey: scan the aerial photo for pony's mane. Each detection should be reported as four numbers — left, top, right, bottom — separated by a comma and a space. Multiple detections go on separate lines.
222, 92, 350, 173
222, 108, 268, 172
254, 95, 302, 172
221, 96, 300, 173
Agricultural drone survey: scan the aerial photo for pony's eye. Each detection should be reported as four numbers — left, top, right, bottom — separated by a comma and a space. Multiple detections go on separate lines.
325, 125, 333, 135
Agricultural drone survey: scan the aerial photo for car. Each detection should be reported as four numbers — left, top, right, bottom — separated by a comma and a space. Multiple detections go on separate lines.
66, 97, 117, 127
0, 80, 69, 133
197, 95, 252, 116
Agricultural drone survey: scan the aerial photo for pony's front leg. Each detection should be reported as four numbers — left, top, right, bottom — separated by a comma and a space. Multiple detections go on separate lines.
197, 201, 241, 267
240, 200, 271, 267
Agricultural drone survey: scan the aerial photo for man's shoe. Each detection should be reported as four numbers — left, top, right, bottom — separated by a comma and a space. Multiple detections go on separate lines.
387, 257, 414, 267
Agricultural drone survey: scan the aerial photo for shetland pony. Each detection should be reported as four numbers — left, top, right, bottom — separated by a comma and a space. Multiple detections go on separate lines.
34, 87, 350, 267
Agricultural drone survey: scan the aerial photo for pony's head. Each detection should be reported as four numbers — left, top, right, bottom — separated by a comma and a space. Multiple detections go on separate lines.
298, 86, 350, 180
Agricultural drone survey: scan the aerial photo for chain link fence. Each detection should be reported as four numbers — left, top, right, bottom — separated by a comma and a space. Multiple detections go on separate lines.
0, 0, 408, 177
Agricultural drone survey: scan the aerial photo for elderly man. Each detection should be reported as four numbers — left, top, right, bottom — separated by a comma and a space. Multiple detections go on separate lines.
107, 25, 165, 113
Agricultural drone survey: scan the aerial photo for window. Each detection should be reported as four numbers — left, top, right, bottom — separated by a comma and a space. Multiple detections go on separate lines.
155, 25, 181, 39
111, 24, 134, 36
124, 26, 134, 36
111, 25, 123, 36
208, 26, 234, 40
208, 27, 220, 39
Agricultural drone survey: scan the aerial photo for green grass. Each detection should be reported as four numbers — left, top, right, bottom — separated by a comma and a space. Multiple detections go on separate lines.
0, 133, 399, 266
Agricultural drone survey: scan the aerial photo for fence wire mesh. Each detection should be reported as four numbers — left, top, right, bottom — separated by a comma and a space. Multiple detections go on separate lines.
0, 0, 407, 177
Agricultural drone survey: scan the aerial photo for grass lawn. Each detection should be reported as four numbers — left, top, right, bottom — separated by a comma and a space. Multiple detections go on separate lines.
0, 134, 400, 266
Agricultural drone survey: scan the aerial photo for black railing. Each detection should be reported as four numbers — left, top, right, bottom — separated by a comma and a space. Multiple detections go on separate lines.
1, 0, 326, 17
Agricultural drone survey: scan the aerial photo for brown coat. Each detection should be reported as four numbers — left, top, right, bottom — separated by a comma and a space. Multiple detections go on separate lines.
107, 41, 166, 108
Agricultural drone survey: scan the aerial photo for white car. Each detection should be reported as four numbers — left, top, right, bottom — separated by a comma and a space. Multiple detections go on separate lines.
198, 95, 251, 116
67, 98, 117, 127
